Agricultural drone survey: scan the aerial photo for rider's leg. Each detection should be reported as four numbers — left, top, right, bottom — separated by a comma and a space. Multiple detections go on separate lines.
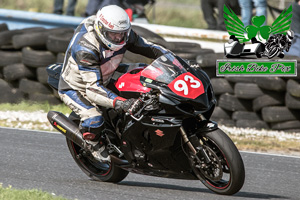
58, 89, 110, 162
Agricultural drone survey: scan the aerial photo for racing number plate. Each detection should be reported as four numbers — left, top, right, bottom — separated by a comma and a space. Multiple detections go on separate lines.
168, 72, 204, 99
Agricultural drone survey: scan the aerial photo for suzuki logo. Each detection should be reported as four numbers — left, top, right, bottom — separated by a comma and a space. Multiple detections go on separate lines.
155, 129, 164, 137
118, 82, 125, 88
207, 123, 215, 128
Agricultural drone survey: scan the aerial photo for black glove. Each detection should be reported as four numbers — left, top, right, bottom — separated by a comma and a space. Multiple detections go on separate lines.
114, 97, 143, 115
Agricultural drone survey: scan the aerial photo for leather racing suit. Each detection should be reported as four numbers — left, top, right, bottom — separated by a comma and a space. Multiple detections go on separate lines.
58, 15, 169, 132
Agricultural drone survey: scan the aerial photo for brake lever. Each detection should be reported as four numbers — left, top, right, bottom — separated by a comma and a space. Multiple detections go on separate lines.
125, 92, 157, 121
125, 99, 147, 121
125, 102, 146, 121
126, 113, 144, 121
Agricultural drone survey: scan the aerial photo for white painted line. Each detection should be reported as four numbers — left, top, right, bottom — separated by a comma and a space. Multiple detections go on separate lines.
241, 151, 300, 159
132, 22, 229, 41
0, 126, 60, 135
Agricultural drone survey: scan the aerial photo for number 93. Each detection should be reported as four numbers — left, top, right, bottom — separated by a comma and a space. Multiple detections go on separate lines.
174, 75, 201, 95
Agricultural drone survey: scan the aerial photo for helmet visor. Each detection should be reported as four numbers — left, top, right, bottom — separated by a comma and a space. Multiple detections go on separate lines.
97, 23, 130, 45
105, 30, 127, 45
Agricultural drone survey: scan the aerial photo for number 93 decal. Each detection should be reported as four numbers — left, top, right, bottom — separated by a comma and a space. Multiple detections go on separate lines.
168, 72, 205, 99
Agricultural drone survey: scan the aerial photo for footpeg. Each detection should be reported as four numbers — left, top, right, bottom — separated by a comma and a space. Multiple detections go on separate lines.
107, 143, 124, 158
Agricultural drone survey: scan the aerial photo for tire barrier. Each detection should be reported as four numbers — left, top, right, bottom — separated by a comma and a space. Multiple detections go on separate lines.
0, 23, 300, 132
0, 24, 74, 104
129, 25, 215, 63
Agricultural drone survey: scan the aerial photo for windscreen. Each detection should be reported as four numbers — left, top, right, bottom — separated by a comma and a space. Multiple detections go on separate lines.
140, 53, 205, 99
141, 53, 187, 84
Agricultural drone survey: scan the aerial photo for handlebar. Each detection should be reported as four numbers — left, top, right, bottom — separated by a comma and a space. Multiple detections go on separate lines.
125, 98, 144, 121
125, 91, 158, 121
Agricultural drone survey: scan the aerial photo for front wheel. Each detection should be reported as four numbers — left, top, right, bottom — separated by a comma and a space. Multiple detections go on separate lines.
267, 46, 279, 59
189, 128, 245, 195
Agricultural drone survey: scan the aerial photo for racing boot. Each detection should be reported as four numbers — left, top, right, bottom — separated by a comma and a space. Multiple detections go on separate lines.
81, 125, 111, 163
86, 139, 111, 163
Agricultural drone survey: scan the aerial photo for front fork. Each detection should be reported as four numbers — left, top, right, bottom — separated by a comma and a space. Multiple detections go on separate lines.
180, 112, 219, 164
180, 127, 211, 164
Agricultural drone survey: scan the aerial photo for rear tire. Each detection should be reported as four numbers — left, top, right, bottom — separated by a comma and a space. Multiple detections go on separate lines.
66, 119, 129, 182
190, 128, 245, 195
66, 138, 129, 182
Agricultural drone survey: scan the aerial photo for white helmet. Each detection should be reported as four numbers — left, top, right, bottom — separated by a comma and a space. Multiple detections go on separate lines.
94, 5, 131, 51
286, 30, 294, 42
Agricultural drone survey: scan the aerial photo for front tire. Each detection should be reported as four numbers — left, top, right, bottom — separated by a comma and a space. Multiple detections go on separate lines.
267, 46, 279, 59
190, 128, 245, 195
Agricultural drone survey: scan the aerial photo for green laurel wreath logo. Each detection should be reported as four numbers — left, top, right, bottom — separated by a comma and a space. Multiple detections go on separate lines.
224, 4, 293, 42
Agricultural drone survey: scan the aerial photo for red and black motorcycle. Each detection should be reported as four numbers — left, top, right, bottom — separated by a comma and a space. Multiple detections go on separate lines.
47, 53, 245, 195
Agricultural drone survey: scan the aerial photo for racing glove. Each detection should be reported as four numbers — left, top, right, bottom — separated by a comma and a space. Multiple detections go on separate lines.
113, 97, 143, 115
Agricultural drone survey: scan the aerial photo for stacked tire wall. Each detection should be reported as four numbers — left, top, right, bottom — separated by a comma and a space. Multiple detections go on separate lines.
199, 53, 300, 132
1, 23, 300, 132
0, 23, 75, 104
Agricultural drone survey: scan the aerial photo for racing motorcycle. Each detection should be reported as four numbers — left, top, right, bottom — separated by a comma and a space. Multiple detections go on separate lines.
263, 31, 294, 59
47, 53, 245, 195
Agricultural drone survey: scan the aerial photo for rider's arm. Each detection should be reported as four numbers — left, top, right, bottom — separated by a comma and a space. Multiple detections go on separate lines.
125, 30, 172, 59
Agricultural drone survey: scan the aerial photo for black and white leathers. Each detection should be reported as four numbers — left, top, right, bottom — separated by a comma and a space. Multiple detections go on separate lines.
58, 15, 169, 109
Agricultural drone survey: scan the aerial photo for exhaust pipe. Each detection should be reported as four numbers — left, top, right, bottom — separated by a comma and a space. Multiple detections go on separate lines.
47, 111, 85, 149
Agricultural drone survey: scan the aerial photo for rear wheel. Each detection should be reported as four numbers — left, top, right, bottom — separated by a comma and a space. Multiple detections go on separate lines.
66, 139, 129, 182
189, 128, 245, 195
66, 118, 129, 182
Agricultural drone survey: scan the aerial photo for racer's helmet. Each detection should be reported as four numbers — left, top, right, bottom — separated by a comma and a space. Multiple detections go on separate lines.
286, 30, 294, 42
94, 5, 131, 51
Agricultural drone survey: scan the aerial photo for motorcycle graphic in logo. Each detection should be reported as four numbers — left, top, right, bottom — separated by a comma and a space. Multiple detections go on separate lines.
224, 5, 294, 59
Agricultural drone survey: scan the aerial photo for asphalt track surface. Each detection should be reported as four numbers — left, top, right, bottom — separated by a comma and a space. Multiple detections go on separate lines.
0, 127, 300, 200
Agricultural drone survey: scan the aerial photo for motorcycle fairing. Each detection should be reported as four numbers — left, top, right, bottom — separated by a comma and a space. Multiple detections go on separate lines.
140, 57, 216, 115
121, 116, 181, 151
114, 67, 151, 93
118, 112, 193, 172
167, 72, 205, 99
140, 54, 215, 112
113, 53, 215, 115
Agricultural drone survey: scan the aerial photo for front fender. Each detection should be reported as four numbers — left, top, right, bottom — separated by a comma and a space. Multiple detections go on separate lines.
196, 120, 218, 134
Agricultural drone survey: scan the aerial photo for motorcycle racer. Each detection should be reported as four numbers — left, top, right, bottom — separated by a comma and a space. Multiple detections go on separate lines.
58, 5, 171, 162
263, 30, 294, 58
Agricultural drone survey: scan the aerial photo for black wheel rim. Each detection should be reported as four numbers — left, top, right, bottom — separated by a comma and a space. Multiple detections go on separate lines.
190, 137, 231, 189
71, 141, 112, 176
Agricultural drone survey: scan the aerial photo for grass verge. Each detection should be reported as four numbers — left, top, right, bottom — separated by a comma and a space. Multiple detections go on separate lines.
0, 184, 68, 200
230, 134, 300, 156
0, 101, 71, 114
